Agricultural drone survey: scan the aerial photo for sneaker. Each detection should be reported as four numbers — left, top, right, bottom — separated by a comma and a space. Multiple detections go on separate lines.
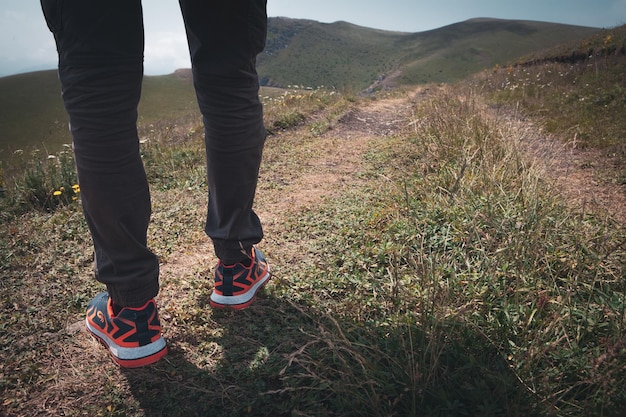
210, 247, 271, 310
85, 292, 167, 368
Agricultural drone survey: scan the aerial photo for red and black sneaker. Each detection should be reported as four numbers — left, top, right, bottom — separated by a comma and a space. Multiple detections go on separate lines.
85, 292, 167, 368
210, 247, 271, 310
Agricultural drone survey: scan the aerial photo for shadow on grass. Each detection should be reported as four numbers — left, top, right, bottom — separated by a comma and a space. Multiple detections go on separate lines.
122, 294, 537, 417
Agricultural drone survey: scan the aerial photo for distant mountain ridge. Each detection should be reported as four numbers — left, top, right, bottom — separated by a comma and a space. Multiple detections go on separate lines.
257, 17, 600, 91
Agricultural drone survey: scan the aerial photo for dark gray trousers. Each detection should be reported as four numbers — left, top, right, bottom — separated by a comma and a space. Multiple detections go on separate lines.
41, 0, 267, 307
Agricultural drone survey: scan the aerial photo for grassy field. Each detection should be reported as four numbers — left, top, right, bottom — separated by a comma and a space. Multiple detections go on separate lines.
0, 70, 70, 161
1, 25, 625, 417
0, 71, 199, 170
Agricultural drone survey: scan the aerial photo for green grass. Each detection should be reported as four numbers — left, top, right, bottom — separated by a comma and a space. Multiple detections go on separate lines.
0, 70, 71, 162
0, 70, 198, 170
260, 20, 402, 92
137, 72, 198, 125
1, 80, 624, 416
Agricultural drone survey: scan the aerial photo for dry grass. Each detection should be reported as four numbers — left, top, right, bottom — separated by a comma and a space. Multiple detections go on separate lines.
1, 84, 624, 416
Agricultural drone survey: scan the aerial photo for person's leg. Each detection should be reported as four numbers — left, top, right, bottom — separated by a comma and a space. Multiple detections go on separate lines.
179, 0, 271, 309
178, 0, 267, 265
41, 0, 158, 307
40, 0, 166, 366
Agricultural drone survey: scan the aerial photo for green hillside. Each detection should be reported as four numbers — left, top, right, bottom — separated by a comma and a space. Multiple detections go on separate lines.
258, 17, 600, 90
0, 17, 601, 162
258, 19, 404, 91
478, 23, 626, 183
0, 70, 69, 158
0, 70, 198, 166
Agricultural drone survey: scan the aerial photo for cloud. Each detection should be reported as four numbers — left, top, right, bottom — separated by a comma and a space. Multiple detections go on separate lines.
0, 7, 58, 75
144, 31, 191, 75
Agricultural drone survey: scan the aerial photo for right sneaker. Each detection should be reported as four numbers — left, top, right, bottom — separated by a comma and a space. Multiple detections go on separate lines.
210, 247, 271, 310
85, 292, 167, 368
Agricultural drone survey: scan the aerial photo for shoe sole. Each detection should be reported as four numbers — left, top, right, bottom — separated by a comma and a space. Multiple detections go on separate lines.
209, 269, 271, 310
85, 319, 168, 368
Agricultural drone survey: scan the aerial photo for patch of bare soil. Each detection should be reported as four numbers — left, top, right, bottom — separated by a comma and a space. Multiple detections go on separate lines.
250, 90, 425, 271
260, 92, 419, 215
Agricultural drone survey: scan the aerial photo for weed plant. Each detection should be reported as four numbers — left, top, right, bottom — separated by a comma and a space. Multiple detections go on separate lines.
262, 87, 350, 135
0, 145, 79, 218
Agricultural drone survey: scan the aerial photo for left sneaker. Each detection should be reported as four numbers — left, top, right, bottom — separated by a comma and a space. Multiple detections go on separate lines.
85, 292, 167, 368
210, 247, 271, 310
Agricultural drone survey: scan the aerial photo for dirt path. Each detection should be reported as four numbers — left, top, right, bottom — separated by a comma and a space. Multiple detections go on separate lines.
158, 85, 625, 289
154, 89, 423, 308
297, 85, 626, 227
260, 91, 419, 216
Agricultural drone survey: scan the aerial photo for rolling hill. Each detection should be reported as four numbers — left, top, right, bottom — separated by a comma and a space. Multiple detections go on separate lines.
0, 17, 601, 161
258, 17, 600, 90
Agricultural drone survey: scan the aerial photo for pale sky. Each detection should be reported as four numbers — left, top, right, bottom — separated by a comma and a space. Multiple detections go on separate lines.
1, 0, 624, 77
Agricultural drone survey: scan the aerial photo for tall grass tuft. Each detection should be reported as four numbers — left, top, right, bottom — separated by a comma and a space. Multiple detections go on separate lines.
476, 24, 626, 186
